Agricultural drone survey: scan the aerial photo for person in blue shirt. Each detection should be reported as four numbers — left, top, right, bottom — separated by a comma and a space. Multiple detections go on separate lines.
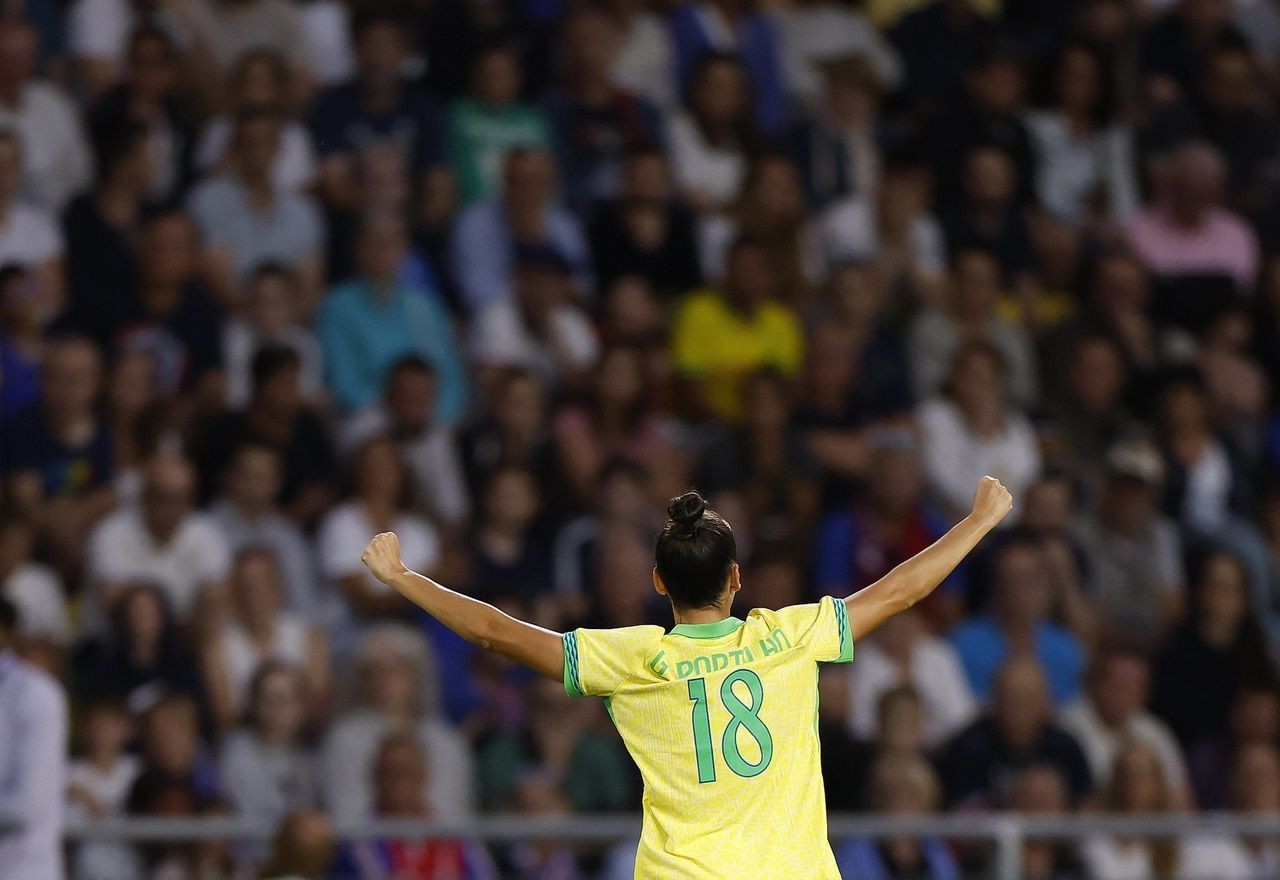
318, 211, 468, 420
669, 0, 790, 135
950, 535, 1085, 706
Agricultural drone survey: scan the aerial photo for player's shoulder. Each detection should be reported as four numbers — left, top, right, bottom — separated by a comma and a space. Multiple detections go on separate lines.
574, 623, 667, 652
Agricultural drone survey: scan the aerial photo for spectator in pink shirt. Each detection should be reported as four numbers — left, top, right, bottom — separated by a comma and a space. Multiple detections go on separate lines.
1126, 141, 1259, 295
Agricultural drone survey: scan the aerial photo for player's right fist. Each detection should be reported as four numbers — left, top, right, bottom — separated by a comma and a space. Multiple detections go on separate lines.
971, 476, 1013, 529
362, 532, 407, 584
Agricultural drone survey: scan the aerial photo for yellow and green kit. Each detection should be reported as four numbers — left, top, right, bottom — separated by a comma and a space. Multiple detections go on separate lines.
562, 596, 855, 879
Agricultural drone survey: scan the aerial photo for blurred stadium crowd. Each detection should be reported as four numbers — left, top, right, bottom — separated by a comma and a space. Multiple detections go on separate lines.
2, 0, 1280, 876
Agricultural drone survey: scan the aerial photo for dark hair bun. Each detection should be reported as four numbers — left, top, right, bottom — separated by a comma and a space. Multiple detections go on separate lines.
667, 492, 707, 533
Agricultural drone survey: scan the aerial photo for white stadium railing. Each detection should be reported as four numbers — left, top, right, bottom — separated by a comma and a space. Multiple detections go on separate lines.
62, 812, 1280, 880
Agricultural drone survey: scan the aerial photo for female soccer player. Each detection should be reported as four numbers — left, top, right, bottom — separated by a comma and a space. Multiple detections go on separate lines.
361, 475, 1013, 878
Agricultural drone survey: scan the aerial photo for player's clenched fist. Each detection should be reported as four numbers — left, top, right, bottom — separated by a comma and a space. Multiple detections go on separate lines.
971, 476, 1013, 528
362, 532, 407, 584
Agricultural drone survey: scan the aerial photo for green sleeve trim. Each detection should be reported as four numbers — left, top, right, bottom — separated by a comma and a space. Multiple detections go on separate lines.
562, 631, 585, 697
831, 596, 855, 664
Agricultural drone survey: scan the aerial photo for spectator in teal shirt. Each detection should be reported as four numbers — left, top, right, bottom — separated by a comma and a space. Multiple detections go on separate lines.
446, 43, 554, 206
318, 211, 468, 421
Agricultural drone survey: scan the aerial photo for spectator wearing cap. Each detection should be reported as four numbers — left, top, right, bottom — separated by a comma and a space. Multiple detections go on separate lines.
0, 596, 68, 880
771, 0, 900, 113
470, 244, 599, 391
319, 211, 467, 418
671, 237, 804, 423
451, 149, 593, 314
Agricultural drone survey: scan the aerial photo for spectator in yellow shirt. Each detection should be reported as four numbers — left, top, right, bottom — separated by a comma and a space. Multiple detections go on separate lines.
672, 237, 805, 422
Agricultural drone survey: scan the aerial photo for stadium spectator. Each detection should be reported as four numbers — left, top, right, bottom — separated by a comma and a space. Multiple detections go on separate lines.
335, 733, 496, 879
65, 697, 139, 880
208, 442, 318, 616
817, 665, 872, 812
89, 26, 192, 208
0, 20, 93, 211
320, 624, 474, 821
320, 210, 467, 418
477, 675, 632, 812
1076, 440, 1186, 647
196, 50, 318, 195
672, 237, 804, 423
188, 109, 326, 311
834, 752, 960, 880
0, 133, 63, 322
466, 465, 554, 603
318, 437, 440, 632
471, 243, 599, 391
917, 343, 1041, 519
1126, 141, 1259, 296
1154, 551, 1279, 756
340, 357, 471, 532
451, 148, 593, 314
1082, 739, 1252, 880
2, 335, 116, 568
74, 584, 205, 709
0, 596, 68, 880
222, 264, 325, 409
201, 548, 328, 732
0, 513, 69, 651
85, 452, 231, 625
951, 537, 1084, 705
1188, 684, 1280, 810
218, 662, 318, 824
938, 657, 1092, 809
667, 53, 758, 212
257, 810, 335, 880
588, 149, 703, 298
1007, 765, 1086, 880
1059, 646, 1190, 802
446, 44, 553, 207
544, 9, 665, 215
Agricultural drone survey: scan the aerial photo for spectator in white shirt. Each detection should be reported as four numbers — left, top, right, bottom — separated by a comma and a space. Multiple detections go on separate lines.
316, 436, 440, 643
340, 357, 471, 532
917, 342, 1041, 519
201, 548, 329, 733
221, 264, 325, 409
65, 698, 139, 880
848, 610, 977, 748
471, 244, 599, 393
0, 21, 94, 212
0, 597, 68, 880
86, 452, 232, 625
196, 50, 318, 194
668, 52, 755, 213
1059, 646, 1190, 804
0, 132, 63, 321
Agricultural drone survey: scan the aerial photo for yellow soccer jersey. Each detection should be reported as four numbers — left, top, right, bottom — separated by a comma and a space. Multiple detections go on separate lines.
562, 596, 855, 879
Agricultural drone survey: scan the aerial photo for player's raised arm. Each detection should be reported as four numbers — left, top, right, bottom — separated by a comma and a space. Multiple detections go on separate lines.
844, 476, 1013, 640
361, 532, 564, 681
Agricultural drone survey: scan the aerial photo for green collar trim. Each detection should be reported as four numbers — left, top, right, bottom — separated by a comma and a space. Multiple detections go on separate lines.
670, 617, 744, 639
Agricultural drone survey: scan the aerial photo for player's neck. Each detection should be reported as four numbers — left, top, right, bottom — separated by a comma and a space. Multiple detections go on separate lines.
671, 604, 735, 626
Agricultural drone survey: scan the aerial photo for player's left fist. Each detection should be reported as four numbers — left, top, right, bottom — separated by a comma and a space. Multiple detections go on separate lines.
971, 476, 1013, 529
362, 532, 408, 584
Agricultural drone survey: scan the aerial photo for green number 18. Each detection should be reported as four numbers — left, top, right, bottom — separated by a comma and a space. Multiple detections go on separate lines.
687, 669, 774, 783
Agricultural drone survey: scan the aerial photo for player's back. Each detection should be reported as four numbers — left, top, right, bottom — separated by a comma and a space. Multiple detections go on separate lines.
562, 596, 854, 879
